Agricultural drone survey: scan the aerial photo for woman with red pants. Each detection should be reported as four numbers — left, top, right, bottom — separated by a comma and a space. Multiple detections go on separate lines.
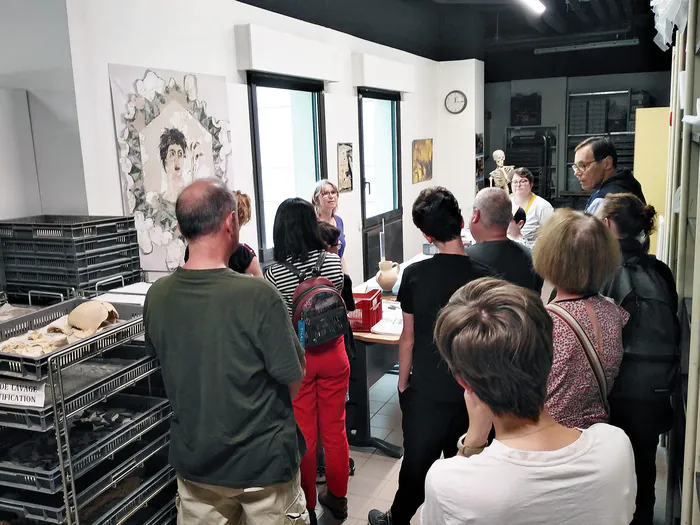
264, 198, 350, 525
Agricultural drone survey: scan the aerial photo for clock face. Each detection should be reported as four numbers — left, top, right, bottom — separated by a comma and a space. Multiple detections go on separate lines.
445, 90, 467, 114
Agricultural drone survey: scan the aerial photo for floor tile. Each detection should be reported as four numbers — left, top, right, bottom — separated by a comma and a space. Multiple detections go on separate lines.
370, 426, 391, 440
346, 494, 372, 519
377, 477, 399, 501
369, 389, 394, 403
370, 414, 397, 430
370, 400, 386, 414
357, 458, 397, 480
385, 428, 403, 447
347, 474, 388, 497
377, 402, 402, 417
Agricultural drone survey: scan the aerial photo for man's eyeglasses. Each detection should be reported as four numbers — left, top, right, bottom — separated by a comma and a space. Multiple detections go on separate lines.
571, 159, 600, 174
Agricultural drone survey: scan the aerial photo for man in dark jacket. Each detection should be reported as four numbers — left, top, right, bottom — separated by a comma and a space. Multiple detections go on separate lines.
573, 137, 646, 214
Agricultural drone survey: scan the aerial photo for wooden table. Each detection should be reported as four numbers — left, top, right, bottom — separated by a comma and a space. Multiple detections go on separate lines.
346, 319, 403, 458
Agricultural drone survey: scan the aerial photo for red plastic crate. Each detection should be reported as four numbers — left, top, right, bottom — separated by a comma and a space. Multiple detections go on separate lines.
348, 289, 383, 332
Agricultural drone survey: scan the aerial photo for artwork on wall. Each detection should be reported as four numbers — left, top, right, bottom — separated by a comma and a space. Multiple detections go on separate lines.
337, 143, 353, 193
412, 139, 433, 184
476, 133, 484, 156
475, 156, 485, 193
108, 65, 232, 274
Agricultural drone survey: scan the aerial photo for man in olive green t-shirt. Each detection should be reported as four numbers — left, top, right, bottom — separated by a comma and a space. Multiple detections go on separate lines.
144, 179, 310, 524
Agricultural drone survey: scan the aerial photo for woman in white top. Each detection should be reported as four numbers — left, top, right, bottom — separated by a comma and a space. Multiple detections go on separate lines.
510, 167, 553, 244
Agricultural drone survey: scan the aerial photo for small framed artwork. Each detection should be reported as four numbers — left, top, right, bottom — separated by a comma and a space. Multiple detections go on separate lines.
337, 143, 353, 193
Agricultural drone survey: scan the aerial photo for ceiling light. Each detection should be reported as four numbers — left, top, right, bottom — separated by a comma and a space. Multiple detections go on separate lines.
520, 0, 546, 15
534, 38, 640, 54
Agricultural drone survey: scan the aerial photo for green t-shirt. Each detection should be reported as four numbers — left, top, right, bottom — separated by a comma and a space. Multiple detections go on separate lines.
144, 268, 306, 488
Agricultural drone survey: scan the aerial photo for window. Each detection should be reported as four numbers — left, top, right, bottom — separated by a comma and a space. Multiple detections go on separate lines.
358, 89, 401, 224
248, 73, 326, 262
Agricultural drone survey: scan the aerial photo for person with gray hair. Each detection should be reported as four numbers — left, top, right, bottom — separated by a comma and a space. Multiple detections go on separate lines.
467, 187, 543, 292
144, 179, 310, 524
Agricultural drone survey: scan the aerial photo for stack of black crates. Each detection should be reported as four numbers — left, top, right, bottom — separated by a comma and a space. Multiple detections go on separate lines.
0, 216, 141, 303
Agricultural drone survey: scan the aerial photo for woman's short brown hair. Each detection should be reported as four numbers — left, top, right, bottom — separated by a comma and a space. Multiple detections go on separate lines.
434, 277, 553, 422
234, 191, 251, 227
533, 208, 620, 295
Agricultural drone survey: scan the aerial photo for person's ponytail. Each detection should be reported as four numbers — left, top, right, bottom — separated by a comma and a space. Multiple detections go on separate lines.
639, 204, 657, 238
599, 193, 655, 240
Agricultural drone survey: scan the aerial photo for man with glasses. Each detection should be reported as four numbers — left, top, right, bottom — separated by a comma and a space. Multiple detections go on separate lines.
573, 137, 645, 215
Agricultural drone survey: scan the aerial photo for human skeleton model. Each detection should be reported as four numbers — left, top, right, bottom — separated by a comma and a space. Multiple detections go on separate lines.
489, 150, 516, 194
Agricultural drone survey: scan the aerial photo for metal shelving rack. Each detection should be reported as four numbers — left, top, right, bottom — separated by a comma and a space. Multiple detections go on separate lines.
0, 297, 176, 524
505, 125, 558, 200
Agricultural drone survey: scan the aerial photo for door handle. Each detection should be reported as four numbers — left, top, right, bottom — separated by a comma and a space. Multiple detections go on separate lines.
363, 181, 371, 195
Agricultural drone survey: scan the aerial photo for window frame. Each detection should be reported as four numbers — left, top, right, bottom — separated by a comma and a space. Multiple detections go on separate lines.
247, 71, 328, 263
357, 87, 403, 229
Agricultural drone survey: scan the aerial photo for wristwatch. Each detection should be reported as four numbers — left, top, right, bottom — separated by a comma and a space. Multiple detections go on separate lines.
457, 433, 487, 457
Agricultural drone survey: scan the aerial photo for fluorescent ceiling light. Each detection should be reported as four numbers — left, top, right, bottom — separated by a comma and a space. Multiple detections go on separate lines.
534, 38, 640, 54
520, 0, 546, 15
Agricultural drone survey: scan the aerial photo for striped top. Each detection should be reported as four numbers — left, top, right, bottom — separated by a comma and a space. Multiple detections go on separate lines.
264, 250, 344, 318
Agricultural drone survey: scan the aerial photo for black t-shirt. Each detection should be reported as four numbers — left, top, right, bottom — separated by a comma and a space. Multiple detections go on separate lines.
184, 244, 256, 274
397, 254, 495, 403
466, 240, 543, 293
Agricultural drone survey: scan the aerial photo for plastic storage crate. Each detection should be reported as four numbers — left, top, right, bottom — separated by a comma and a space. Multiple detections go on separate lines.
0, 344, 159, 431
0, 394, 171, 493
0, 298, 144, 380
1, 230, 138, 258
4, 256, 141, 287
348, 289, 383, 332
0, 426, 170, 524
0, 216, 135, 240
4, 270, 143, 304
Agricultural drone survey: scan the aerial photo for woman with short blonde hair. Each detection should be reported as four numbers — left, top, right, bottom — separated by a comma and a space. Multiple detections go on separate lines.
312, 180, 347, 269
533, 209, 628, 429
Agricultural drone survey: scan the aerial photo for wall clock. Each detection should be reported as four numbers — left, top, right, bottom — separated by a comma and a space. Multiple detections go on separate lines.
445, 90, 468, 115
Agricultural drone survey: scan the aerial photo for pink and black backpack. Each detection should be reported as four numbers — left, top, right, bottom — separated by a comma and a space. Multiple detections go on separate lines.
281, 251, 349, 350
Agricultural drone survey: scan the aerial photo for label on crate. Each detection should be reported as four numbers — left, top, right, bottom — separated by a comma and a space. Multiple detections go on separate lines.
0, 378, 45, 407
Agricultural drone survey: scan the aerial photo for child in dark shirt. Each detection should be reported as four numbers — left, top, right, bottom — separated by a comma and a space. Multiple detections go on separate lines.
318, 222, 355, 311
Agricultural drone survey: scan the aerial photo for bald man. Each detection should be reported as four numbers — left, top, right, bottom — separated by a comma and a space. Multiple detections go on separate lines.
467, 188, 543, 293
144, 179, 310, 525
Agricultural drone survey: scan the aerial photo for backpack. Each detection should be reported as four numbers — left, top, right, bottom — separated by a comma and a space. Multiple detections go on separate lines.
601, 253, 680, 400
281, 251, 349, 350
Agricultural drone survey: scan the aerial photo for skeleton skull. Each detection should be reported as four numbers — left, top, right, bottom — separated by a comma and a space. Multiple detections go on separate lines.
493, 150, 505, 167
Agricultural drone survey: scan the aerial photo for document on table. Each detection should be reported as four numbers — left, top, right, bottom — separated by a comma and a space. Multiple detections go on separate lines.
370, 301, 403, 336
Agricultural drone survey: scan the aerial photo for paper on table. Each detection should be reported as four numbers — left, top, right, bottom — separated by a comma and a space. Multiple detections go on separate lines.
370, 301, 403, 336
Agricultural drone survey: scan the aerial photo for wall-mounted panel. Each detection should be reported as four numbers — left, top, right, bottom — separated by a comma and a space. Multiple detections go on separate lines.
235, 24, 342, 82
353, 53, 416, 93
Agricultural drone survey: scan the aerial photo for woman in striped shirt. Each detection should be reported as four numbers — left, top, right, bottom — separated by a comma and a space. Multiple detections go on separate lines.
264, 198, 349, 525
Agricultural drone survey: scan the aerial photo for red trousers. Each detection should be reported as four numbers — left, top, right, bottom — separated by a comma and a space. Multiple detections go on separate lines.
293, 337, 350, 510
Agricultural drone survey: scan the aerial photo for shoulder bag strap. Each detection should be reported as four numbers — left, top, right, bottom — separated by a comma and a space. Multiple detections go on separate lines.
280, 260, 306, 283
546, 302, 610, 415
312, 251, 327, 277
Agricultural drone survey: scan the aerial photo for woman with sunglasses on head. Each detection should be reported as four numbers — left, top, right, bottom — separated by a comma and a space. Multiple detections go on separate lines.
509, 168, 553, 245
313, 180, 347, 271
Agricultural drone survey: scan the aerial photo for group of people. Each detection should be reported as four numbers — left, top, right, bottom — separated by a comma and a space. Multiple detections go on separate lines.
143, 135, 679, 525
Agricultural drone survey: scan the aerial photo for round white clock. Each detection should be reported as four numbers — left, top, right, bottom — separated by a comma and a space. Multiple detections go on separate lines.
445, 90, 468, 114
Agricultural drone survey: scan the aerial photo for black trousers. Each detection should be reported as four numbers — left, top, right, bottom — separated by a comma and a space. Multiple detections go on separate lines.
609, 397, 673, 525
390, 387, 468, 525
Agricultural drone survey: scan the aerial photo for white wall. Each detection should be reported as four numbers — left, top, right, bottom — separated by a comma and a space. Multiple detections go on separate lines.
0, 0, 87, 215
485, 71, 671, 193
0, 89, 42, 220
66, 0, 481, 283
